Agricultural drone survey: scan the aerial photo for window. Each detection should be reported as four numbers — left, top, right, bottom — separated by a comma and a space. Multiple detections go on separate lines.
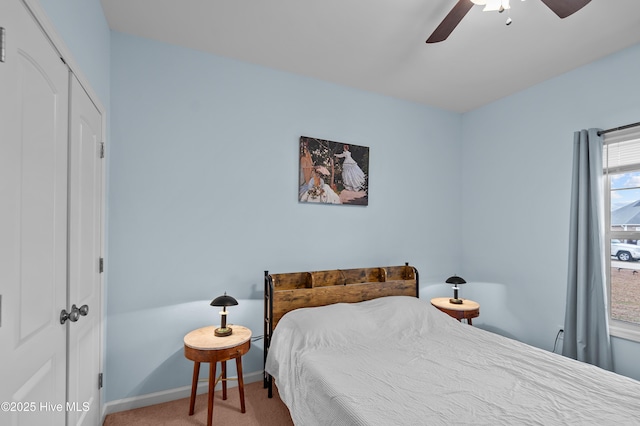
604, 126, 640, 341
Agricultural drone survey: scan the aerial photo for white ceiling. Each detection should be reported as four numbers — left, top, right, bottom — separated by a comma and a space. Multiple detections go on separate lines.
100, 0, 640, 112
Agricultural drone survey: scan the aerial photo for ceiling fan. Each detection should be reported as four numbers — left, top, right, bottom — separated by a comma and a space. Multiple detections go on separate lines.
426, 0, 592, 43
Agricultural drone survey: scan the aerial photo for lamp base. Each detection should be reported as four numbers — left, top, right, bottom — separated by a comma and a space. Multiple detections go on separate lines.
214, 327, 233, 337
449, 298, 463, 305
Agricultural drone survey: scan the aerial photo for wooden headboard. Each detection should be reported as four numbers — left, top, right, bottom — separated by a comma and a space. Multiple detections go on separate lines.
263, 263, 419, 397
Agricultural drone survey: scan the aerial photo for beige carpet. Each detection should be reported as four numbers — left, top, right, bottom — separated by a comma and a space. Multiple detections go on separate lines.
103, 381, 294, 426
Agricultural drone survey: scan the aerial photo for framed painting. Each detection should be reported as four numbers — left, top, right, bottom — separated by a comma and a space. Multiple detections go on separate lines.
299, 136, 369, 206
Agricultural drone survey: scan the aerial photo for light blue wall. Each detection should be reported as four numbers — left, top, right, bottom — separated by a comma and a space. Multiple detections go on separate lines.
460, 43, 640, 380
106, 32, 462, 401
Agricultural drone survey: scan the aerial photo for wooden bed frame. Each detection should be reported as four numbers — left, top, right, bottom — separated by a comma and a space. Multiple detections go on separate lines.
263, 263, 419, 397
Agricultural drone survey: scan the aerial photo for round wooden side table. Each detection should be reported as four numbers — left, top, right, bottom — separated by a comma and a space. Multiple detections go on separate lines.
430, 297, 480, 325
184, 325, 251, 426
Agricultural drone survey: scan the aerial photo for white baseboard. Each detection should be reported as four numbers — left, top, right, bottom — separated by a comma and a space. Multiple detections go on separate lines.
102, 370, 264, 417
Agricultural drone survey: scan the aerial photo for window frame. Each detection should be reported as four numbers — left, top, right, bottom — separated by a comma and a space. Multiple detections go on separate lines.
604, 128, 640, 342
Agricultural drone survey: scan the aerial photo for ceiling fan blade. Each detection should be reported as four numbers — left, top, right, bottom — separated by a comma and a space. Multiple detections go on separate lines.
540, 0, 591, 18
426, 0, 474, 44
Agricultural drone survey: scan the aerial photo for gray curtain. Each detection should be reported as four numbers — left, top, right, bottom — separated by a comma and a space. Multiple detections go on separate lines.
563, 128, 613, 370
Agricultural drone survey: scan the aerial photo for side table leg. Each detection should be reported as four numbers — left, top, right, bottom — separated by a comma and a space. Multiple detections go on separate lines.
208, 362, 216, 426
222, 360, 227, 400
189, 362, 200, 415
236, 356, 246, 413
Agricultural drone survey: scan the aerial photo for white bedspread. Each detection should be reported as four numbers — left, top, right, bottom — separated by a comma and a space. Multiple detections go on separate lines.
266, 296, 640, 425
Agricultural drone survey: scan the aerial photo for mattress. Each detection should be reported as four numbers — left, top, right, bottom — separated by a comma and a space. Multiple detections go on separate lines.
265, 296, 640, 425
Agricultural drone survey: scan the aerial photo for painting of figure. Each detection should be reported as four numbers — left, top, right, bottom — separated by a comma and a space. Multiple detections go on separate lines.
299, 136, 369, 206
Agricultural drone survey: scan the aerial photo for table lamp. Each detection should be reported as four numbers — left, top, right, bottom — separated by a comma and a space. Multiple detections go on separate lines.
446, 275, 466, 305
210, 292, 238, 337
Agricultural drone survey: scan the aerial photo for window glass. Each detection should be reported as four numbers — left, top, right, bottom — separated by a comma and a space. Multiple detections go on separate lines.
609, 241, 640, 324
610, 172, 640, 232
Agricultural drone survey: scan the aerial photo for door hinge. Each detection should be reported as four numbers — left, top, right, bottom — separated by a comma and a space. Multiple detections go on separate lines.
99, 257, 104, 273
99, 142, 105, 159
1, 27, 6, 63
98, 373, 103, 389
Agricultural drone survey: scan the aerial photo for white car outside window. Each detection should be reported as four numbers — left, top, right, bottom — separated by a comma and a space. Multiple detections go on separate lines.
611, 239, 640, 261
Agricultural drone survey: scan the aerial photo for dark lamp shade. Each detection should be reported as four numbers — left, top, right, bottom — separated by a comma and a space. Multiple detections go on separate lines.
210, 293, 238, 307
445, 275, 466, 285
446, 275, 466, 305
210, 292, 238, 337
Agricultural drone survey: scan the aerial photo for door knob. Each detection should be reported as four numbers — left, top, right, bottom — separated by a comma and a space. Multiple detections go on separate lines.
60, 304, 88, 324
78, 304, 89, 316
60, 305, 79, 324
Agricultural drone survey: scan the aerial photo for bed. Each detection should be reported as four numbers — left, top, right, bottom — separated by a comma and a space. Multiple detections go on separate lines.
263, 265, 640, 425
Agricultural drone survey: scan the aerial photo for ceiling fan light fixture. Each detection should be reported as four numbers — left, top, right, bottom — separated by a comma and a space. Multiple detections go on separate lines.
427, 0, 590, 44
482, 0, 510, 12
472, 0, 511, 12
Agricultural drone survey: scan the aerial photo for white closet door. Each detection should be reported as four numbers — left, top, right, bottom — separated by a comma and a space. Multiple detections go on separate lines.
0, 0, 68, 424
67, 74, 103, 426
